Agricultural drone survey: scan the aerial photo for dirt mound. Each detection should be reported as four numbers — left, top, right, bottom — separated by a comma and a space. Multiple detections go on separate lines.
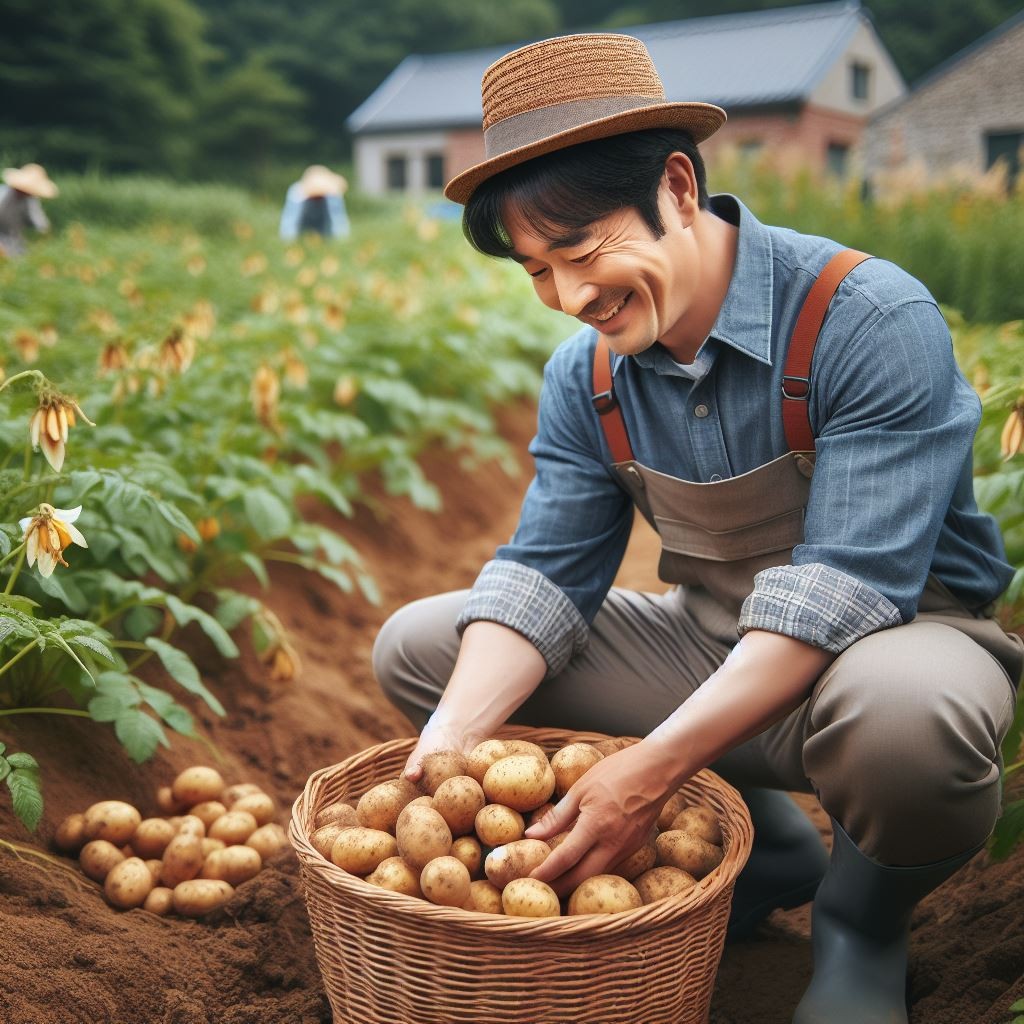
1, 400, 1021, 1024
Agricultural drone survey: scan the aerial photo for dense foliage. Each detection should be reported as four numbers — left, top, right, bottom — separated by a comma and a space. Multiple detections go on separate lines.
2, 0, 1021, 178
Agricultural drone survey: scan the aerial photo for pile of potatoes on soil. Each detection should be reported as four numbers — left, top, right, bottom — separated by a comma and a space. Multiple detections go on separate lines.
52, 766, 289, 918
310, 737, 725, 918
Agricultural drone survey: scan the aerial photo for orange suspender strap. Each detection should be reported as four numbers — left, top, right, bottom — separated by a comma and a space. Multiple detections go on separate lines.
591, 248, 873, 462
782, 248, 872, 452
591, 336, 635, 463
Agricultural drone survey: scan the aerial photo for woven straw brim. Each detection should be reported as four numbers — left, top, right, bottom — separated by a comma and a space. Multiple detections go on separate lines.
290, 725, 753, 1023
2, 169, 58, 199
444, 101, 725, 204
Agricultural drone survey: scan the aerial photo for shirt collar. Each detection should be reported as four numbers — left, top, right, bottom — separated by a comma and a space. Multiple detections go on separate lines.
630, 192, 774, 376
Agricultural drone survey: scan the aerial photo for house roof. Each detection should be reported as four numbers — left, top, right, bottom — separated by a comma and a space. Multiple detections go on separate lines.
348, 0, 876, 134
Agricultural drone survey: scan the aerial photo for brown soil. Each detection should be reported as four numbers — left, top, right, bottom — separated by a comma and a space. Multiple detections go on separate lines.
1, 400, 1022, 1024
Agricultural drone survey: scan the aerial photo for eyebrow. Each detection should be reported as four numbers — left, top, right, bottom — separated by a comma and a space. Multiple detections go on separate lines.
510, 226, 593, 263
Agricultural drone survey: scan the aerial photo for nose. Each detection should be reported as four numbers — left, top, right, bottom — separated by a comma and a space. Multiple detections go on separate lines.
550, 267, 600, 317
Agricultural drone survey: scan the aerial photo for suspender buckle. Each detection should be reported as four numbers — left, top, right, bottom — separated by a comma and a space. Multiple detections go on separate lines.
591, 389, 618, 415
781, 375, 810, 401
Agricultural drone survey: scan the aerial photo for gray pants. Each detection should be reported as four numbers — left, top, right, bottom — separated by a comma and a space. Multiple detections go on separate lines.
373, 584, 1020, 865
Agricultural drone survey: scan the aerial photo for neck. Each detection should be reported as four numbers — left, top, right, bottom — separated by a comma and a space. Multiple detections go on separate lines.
660, 208, 739, 363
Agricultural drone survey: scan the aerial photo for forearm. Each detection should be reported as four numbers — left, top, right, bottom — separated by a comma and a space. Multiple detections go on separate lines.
429, 619, 547, 743
638, 629, 835, 791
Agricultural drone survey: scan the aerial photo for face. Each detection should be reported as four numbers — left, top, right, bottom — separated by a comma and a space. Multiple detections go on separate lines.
504, 174, 700, 358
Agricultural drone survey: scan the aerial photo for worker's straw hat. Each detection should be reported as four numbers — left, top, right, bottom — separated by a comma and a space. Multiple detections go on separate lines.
444, 33, 726, 204
2, 163, 58, 199
299, 165, 347, 198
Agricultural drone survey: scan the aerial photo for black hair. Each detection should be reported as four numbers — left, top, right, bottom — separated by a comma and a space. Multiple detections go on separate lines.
463, 128, 710, 259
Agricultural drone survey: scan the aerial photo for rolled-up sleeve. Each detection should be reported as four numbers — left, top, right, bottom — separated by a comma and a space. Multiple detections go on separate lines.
739, 295, 980, 652
457, 333, 633, 675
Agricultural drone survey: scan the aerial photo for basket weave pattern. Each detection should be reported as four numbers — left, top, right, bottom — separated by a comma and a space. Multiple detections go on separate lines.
290, 727, 753, 1024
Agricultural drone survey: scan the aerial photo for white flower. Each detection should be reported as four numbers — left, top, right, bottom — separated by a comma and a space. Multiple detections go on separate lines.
18, 504, 88, 578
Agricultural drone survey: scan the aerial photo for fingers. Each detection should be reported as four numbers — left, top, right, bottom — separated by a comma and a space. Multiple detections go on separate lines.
524, 793, 578, 840
529, 823, 591, 885
530, 831, 617, 898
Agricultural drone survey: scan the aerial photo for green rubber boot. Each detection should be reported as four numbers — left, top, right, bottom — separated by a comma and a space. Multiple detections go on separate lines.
792, 820, 980, 1023
727, 788, 829, 941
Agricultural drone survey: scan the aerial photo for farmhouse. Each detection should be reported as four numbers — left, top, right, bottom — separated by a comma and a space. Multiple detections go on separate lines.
348, 0, 905, 195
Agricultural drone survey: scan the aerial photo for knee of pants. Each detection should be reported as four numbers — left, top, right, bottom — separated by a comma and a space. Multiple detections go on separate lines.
803, 622, 1015, 863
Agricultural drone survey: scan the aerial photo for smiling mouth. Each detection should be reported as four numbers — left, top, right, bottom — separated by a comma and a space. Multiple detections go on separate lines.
592, 292, 632, 323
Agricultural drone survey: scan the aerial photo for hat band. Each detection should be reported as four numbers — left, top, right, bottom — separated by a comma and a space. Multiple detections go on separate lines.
484, 94, 666, 158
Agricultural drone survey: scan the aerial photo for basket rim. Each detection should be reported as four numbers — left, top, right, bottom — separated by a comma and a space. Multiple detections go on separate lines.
290, 726, 753, 936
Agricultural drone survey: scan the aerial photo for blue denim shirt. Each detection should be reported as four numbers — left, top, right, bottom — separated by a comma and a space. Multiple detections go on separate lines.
457, 194, 1014, 674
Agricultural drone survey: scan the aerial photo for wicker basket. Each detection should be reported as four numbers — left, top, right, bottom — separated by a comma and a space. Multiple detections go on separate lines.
290, 726, 753, 1024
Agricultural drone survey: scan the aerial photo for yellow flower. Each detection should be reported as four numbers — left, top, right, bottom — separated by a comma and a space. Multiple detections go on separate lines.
261, 639, 301, 682
1000, 400, 1024, 461
333, 375, 358, 407
251, 364, 281, 430
197, 516, 220, 542
18, 504, 88, 578
186, 254, 207, 277
14, 329, 39, 362
282, 349, 309, 389
29, 395, 94, 472
158, 327, 195, 374
242, 252, 268, 276
98, 342, 130, 375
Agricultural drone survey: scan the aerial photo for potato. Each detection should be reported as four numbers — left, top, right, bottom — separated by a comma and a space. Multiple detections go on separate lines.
634, 866, 697, 904
431, 776, 485, 837
131, 818, 176, 859
420, 855, 471, 907
550, 743, 604, 798
104, 857, 155, 910
144, 859, 164, 884
611, 840, 657, 881
417, 751, 469, 797
310, 822, 348, 859
176, 814, 206, 839
655, 830, 724, 879
593, 737, 636, 756
172, 766, 225, 807
395, 806, 451, 871
450, 835, 482, 879
161, 833, 205, 887
482, 756, 556, 813
365, 856, 422, 898
54, 812, 87, 853
208, 810, 258, 845
356, 778, 418, 833
156, 785, 182, 815
474, 804, 525, 847
568, 875, 643, 915
231, 792, 276, 827
314, 801, 359, 831
201, 837, 226, 858
330, 827, 398, 875
502, 739, 548, 763
501, 877, 560, 918
80, 840, 125, 883
668, 805, 723, 846
143, 886, 174, 916
83, 801, 141, 846
172, 878, 234, 918
201, 844, 262, 885
221, 782, 264, 807
466, 739, 509, 784
484, 839, 551, 890
465, 879, 504, 914
188, 801, 226, 830
246, 823, 288, 861
656, 792, 689, 831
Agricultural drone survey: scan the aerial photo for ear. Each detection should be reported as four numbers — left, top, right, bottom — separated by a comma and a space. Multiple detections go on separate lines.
662, 152, 700, 229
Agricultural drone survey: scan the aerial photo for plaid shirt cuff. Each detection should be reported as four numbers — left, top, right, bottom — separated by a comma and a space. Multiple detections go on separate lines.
456, 559, 589, 677
738, 563, 902, 654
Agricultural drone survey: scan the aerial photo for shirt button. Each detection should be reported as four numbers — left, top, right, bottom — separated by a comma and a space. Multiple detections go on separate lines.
709, 473, 723, 483
694, 404, 710, 418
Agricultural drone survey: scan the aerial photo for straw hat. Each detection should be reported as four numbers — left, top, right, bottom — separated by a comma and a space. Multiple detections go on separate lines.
444, 33, 726, 204
299, 165, 347, 199
3, 163, 58, 199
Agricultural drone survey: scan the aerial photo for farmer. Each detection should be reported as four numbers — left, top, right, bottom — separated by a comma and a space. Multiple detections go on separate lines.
279, 164, 350, 241
0, 163, 57, 258
372, 34, 1022, 1023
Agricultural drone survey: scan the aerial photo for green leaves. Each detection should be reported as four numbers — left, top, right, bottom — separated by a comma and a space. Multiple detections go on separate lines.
989, 799, 1024, 861
243, 487, 293, 540
144, 637, 225, 716
0, 744, 43, 833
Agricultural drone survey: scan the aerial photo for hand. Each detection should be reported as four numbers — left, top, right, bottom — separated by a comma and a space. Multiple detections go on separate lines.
402, 711, 481, 784
524, 744, 673, 898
